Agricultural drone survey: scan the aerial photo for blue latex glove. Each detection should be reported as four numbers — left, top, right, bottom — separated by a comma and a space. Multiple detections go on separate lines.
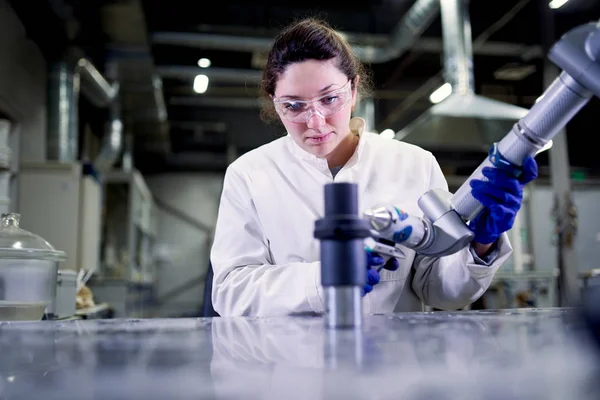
362, 251, 400, 296
469, 155, 538, 244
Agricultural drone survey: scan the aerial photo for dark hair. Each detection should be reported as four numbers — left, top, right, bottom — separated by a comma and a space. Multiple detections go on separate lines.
259, 17, 373, 122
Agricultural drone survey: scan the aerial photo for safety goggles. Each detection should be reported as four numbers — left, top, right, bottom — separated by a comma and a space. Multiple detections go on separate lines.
273, 80, 353, 123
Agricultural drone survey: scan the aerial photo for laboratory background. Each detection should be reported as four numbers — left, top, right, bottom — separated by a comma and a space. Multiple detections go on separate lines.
0, 0, 600, 398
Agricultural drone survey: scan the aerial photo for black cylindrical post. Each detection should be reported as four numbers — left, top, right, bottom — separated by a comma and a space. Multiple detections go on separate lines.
314, 182, 371, 328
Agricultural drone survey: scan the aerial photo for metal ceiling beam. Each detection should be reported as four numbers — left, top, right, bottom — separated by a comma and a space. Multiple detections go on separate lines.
156, 66, 262, 84
170, 121, 228, 132
169, 96, 266, 108
152, 0, 440, 64
184, 23, 544, 59
152, 31, 541, 59
416, 37, 542, 58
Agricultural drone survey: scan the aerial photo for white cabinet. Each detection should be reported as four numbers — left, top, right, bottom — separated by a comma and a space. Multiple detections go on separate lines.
91, 169, 158, 318
17, 162, 102, 273
100, 169, 157, 283
0, 118, 13, 213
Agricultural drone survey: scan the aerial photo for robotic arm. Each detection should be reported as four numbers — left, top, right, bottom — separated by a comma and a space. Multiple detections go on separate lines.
365, 21, 600, 258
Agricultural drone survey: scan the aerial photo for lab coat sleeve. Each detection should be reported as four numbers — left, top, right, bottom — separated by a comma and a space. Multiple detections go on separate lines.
410, 154, 513, 310
210, 165, 324, 317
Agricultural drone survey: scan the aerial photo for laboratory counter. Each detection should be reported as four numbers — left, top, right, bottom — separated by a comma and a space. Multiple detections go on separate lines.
0, 308, 598, 399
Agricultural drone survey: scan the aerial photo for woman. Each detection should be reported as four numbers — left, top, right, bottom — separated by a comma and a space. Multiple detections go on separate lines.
209, 18, 537, 317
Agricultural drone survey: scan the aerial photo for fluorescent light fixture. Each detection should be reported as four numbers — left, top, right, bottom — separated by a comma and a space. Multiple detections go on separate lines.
193, 74, 209, 94
380, 129, 396, 139
198, 58, 211, 68
429, 83, 452, 104
549, 0, 568, 9
536, 139, 553, 155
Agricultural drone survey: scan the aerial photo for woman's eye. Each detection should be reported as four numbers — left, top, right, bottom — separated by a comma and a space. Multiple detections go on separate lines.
285, 102, 304, 111
322, 96, 339, 105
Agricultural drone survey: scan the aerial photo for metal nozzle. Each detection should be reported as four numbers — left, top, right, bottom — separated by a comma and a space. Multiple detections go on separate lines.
363, 207, 393, 231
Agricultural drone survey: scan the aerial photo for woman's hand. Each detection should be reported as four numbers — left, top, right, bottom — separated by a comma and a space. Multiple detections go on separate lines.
468, 155, 538, 256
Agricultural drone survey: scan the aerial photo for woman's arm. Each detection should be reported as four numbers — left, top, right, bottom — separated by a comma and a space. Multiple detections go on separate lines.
410, 153, 513, 310
210, 165, 324, 317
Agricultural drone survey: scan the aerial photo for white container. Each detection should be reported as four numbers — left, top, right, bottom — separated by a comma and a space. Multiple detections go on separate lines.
0, 171, 10, 199
0, 119, 10, 148
0, 197, 9, 214
50, 269, 77, 319
0, 213, 66, 321
0, 147, 11, 170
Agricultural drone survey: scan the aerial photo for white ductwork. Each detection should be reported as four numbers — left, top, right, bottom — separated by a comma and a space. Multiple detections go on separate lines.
47, 50, 121, 164
47, 61, 79, 162
395, 0, 528, 153
151, 0, 440, 64
77, 58, 119, 108
94, 97, 124, 171
354, 0, 440, 63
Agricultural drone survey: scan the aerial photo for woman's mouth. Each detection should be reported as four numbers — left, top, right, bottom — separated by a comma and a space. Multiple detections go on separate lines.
307, 132, 333, 144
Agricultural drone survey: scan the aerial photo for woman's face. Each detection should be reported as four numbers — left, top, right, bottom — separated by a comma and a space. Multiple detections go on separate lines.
273, 59, 357, 160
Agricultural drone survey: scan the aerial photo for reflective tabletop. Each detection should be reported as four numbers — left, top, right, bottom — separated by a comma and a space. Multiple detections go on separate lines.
0, 308, 598, 399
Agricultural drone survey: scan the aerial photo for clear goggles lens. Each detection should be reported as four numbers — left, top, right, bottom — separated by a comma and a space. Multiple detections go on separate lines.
273, 81, 352, 123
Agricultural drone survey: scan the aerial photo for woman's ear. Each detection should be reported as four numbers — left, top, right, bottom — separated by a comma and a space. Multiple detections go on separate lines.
351, 76, 360, 107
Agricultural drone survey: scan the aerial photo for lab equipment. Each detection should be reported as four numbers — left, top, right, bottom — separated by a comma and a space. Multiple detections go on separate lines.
0, 213, 67, 321
314, 182, 371, 329
365, 20, 600, 259
51, 269, 78, 319
363, 236, 406, 262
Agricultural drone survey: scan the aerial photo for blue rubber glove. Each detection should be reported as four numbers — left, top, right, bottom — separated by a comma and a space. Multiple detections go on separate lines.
362, 251, 400, 296
469, 155, 538, 244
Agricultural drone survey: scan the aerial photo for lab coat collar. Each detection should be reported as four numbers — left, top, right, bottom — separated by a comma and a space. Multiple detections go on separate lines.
286, 117, 369, 169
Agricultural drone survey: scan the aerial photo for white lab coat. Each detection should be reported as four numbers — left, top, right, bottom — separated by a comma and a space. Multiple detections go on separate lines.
210, 118, 512, 317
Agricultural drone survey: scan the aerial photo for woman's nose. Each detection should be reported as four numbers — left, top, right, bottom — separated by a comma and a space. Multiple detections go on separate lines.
306, 110, 326, 129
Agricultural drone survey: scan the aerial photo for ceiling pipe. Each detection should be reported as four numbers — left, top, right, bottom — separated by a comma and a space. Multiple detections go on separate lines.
95, 59, 124, 171
77, 58, 119, 107
152, 0, 440, 64
47, 48, 120, 164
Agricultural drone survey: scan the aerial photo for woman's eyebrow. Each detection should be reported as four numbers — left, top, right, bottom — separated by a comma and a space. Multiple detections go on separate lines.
279, 83, 338, 100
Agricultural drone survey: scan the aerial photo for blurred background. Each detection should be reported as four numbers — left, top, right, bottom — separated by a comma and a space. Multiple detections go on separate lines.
0, 0, 599, 320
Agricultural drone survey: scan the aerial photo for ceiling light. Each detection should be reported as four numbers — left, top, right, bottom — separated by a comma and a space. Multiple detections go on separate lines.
197, 58, 211, 68
193, 74, 209, 94
380, 129, 396, 139
429, 83, 452, 104
549, 0, 568, 9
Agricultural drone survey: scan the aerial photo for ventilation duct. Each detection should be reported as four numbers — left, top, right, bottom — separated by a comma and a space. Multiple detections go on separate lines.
395, 0, 528, 153
47, 50, 120, 163
94, 96, 123, 171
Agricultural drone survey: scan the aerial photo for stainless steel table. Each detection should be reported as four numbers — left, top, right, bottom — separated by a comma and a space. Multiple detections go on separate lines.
0, 308, 598, 399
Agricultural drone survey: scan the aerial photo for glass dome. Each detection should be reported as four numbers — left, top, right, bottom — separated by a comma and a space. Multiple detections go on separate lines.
0, 213, 66, 261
